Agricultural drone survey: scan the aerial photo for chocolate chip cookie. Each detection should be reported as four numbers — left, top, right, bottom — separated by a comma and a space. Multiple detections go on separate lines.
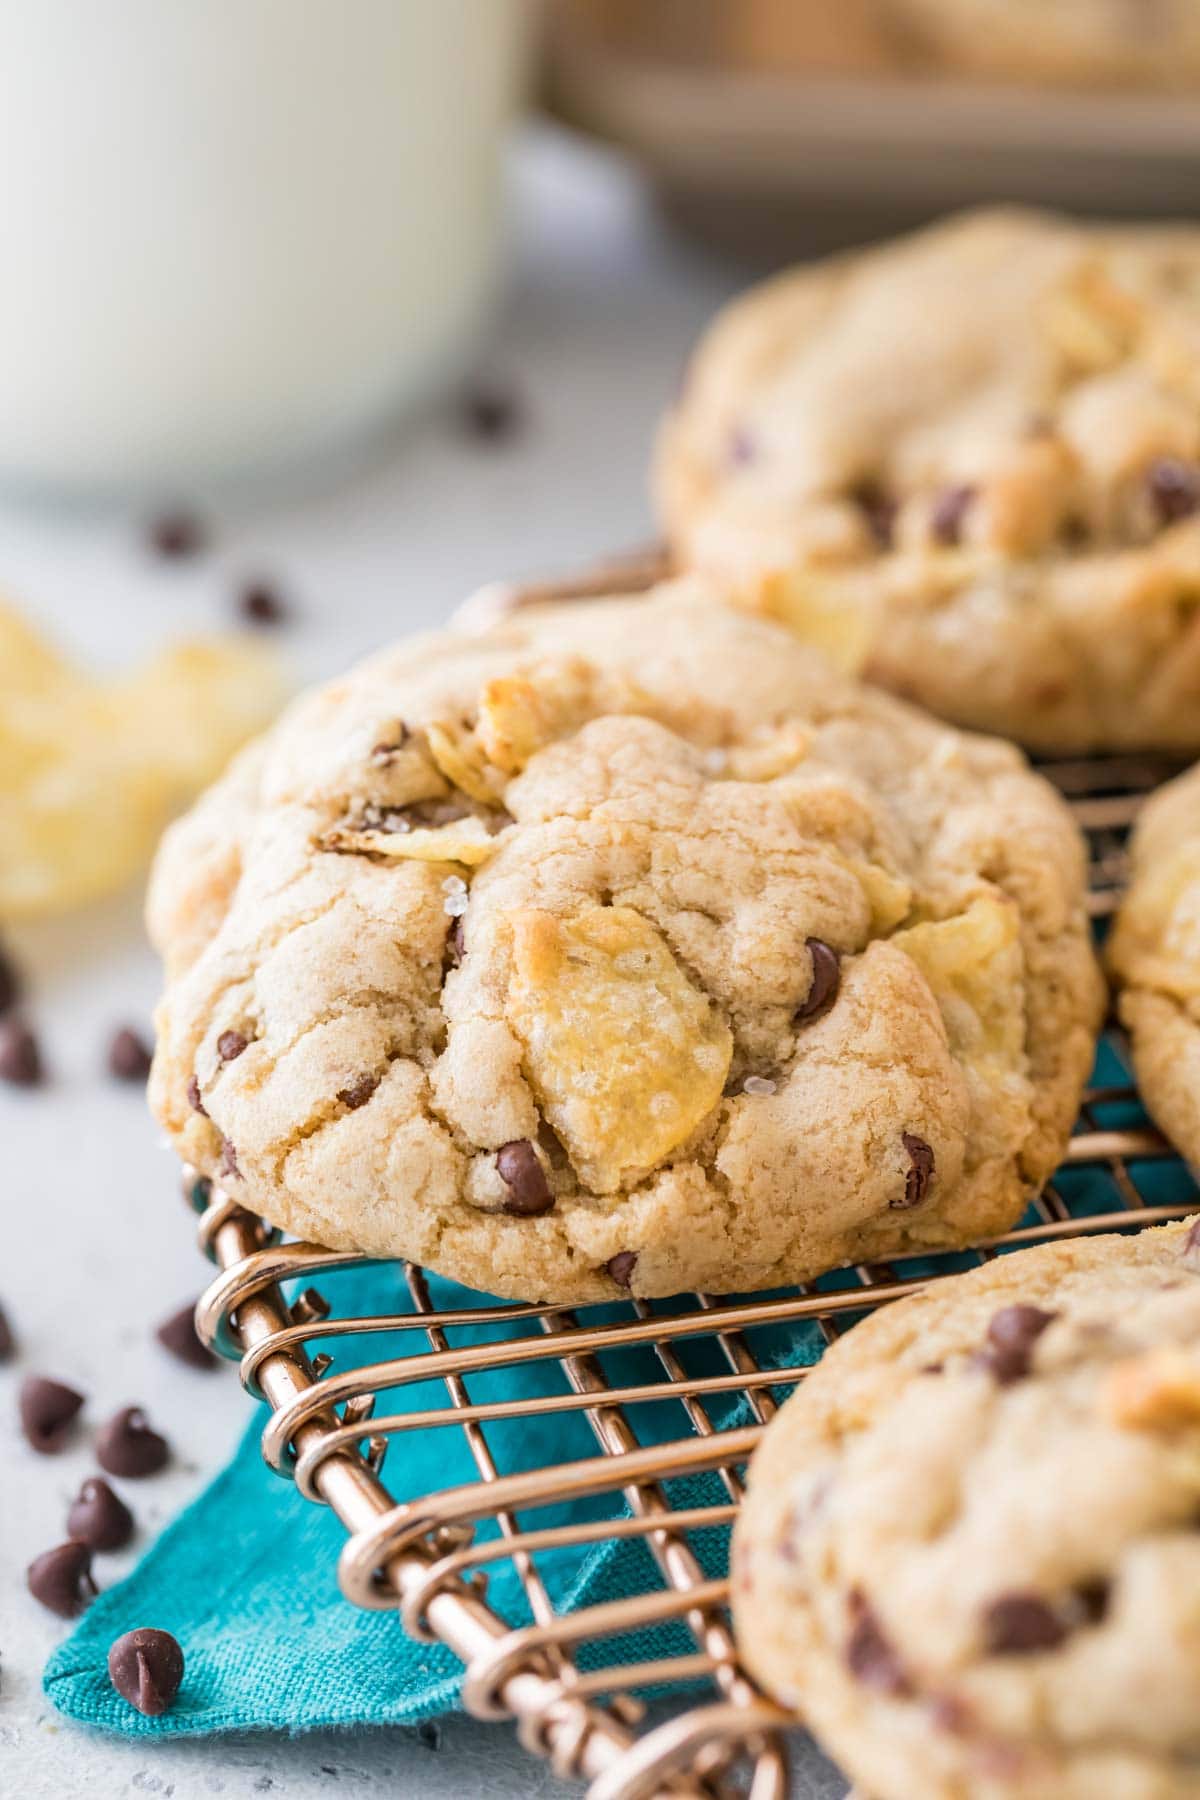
1109, 762, 1200, 1168
148, 578, 1101, 1303
733, 1220, 1200, 1799
658, 208, 1200, 753
892, 0, 1200, 90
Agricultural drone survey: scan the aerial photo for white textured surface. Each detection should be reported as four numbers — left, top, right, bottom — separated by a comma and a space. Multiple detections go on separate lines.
0, 124, 845, 1800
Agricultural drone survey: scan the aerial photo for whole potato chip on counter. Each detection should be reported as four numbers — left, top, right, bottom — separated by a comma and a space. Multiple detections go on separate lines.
0, 601, 281, 919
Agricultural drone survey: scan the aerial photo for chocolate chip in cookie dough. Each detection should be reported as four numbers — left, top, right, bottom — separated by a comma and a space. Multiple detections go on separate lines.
0, 1017, 43, 1087
795, 938, 841, 1025
68, 1478, 135, 1552
1147, 456, 1200, 526
108, 1627, 184, 1716
19, 1375, 84, 1453
496, 1140, 555, 1217
216, 1029, 248, 1063
606, 1251, 638, 1288
218, 1137, 240, 1180
844, 1590, 910, 1695
107, 1026, 153, 1082
96, 1406, 170, 1478
27, 1540, 98, 1618
982, 1592, 1069, 1656
852, 481, 897, 550
186, 1075, 207, 1116
156, 1301, 218, 1371
895, 1133, 935, 1210
337, 1073, 379, 1111
930, 483, 976, 546
975, 1304, 1056, 1385
0, 1299, 15, 1362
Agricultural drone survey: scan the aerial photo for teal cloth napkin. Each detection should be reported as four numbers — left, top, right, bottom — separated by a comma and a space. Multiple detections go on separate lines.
44, 1040, 1197, 1738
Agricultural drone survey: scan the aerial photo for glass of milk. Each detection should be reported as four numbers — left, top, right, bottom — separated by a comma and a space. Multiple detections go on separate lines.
0, 0, 531, 495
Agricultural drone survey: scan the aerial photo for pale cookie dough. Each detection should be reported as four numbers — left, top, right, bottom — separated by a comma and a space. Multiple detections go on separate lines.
1109, 763, 1200, 1168
891, 0, 1200, 90
657, 208, 1200, 753
148, 580, 1102, 1303
733, 1220, 1200, 1800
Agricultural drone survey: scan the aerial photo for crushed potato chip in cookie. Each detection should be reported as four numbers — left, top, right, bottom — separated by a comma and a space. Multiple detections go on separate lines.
506, 904, 733, 1193
0, 601, 280, 918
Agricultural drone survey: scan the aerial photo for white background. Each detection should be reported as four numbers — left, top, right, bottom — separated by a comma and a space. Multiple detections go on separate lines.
0, 126, 844, 1800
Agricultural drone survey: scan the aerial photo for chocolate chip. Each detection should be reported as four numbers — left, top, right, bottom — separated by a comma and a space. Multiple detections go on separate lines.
68, 1478, 135, 1552
0, 939, 21, 1015
27, 1541, 98, 1618
853, 481, 897, 550
1075, 1579, 1111, 1624
107, 1026, 153, 1082
607, 1251, 638, 1288
845, 1590, 909, 1695
496, 1140, 554, 1216
216, 1029, 248, 1063
0, 1300, 15, 1362
147, 512, 206, 559
218, 1137, 240, 1180
19, 1375, 84, 1453
982, 1592, 1068, 1656
976, 1304, 1057, 1385
461, 382, 523, 444
930, 483, 975, 546
238, 580, 288, 626
156, 1301, 217, 1371
795, 938, 841, 1024
0, 1017, 43, 1087
96, 1406, 169, 1479
1147, 457, 1200, 526
727, 425, 757, 467
1185, 1216, 1200, 1253
337, 1073, 379, 1111
108, 1628, 184, 1717
895, 1133, 935, 1210
186, 1075, 207, 1116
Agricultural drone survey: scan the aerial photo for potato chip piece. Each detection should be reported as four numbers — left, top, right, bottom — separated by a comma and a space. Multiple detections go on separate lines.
323, 817, 499, 866
0, 598, 280, 919
893, 895, 1024, 1062
1104, 1347, 1200, 1431
506, 905, 732, 1193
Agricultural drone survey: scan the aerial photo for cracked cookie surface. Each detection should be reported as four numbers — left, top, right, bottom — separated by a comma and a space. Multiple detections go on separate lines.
148, 579, 1101, 1303
733, 1220, 1200, 1800
1109, 763, 1200, 1169
657, 208, 1200, 753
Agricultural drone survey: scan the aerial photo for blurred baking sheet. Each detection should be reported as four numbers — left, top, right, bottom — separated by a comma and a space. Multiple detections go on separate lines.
546, 38, 1200, 253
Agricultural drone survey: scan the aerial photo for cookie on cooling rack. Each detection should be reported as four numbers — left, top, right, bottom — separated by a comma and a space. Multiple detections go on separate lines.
1109, 763, 1200, 1169
657, 207, 1200, 753
733, 1220, 1200, 1800
148, 577, 1101, 1304
889, 0, 1200, 89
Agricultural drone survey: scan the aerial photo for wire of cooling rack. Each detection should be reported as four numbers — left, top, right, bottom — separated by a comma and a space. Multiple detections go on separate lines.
187, 583, 1198, 1799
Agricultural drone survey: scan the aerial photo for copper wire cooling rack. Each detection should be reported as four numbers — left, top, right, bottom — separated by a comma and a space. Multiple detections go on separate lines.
187, 574, 1198, 1799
